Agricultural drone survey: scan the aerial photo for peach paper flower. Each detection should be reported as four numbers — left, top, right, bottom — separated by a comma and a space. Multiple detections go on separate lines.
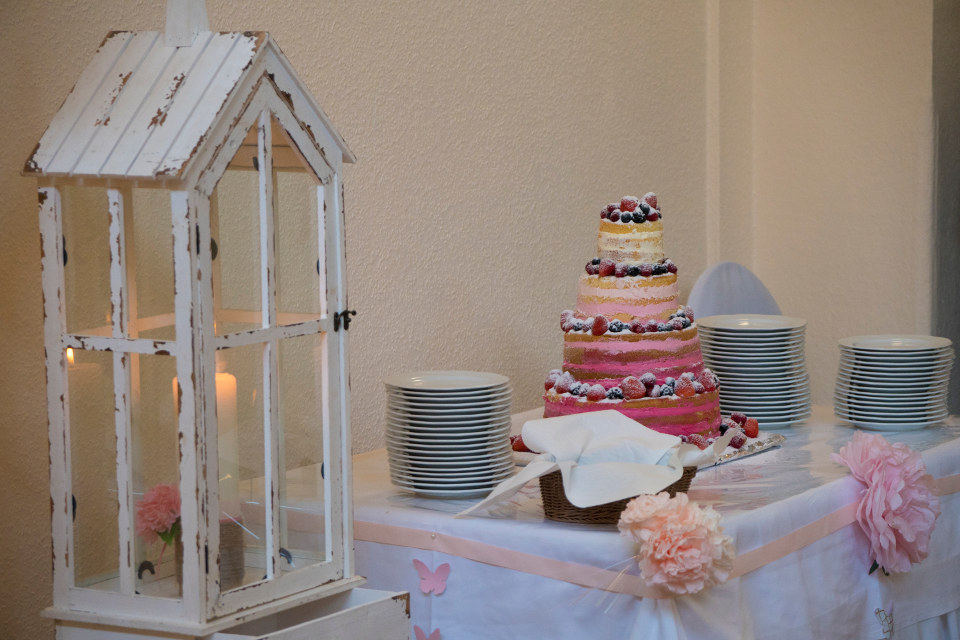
136, 483, 181, 545
618, 492, 735, 595
832, 431, 940, 574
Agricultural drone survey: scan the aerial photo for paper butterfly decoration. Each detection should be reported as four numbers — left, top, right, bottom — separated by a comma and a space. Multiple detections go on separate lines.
875, 608, 893, 640
414, 625, 441, 640
412, 559, 451, 595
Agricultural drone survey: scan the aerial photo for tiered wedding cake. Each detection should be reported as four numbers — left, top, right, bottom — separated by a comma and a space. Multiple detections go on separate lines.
543, 194, 722, 437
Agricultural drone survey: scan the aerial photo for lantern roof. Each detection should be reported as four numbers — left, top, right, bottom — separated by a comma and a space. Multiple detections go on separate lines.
24, 30, 355, 182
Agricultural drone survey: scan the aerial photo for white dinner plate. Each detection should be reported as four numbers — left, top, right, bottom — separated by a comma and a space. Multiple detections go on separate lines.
702, 355, 806, 368
700, 333, 806, 349
387, 411, 513, 425
838, 349, 953, 361
385, 382, 510, 397
833, 403, 948, 417
720, 395, 810, 405
750, 411, 811, 422
833, 416, 946, 431
701, 346, 806, 359
391, 461, 515, 477
708, 363, 807, 375
387, 389, 513, 407
838, 335, 953, 352
698, 314, 807, 331
390, 475, 515, 491
390, 456, 514, 471
388, 403, 513, 416
719, 406, 812, 420
833, 406, 949, 421
390, 475, 509, 490
710, 372, 808, 384
391, 463, 515, 479
395, 486, 499, 499
398, 456, 515, 471
385, 424, 509, 440
835, 371, 952, 386
387, 440, 513, 464
388, 401, 512, 415
833, 387, 948, 402
833, 414, 949, 429
384, 370, 510, 392
833, 386, 948, 401
836, 361, 954, 375
387, 439, 509, 463
387, 421, 511, 435
717, 376, 809, 388
720, 400, 811, 413
838, 359, 954, 372
753, 417, 811, 428
387, 438, 513, 453
700, 336, 806, 353
719, 396, 811, 408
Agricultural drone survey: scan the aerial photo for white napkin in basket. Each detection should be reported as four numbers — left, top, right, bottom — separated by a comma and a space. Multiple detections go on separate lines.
458, 410, 734, 516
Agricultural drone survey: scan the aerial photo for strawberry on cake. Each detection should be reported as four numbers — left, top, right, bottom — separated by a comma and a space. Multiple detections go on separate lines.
543, 194, 722, 438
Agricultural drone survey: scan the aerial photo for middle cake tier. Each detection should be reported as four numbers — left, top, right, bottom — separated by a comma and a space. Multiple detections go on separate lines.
562, 324, 710, 384
576, 271, 680, 321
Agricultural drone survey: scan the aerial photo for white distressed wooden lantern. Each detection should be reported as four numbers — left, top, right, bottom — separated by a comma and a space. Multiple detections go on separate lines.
26, 5, 407, 639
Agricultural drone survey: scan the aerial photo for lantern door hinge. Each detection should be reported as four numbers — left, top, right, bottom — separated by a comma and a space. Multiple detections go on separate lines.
333, 309, 357, 332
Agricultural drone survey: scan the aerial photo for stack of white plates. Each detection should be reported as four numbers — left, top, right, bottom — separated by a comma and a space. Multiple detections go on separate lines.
384, 371, 514, 498
698, 314, 811, 427
834, 335, 954, 430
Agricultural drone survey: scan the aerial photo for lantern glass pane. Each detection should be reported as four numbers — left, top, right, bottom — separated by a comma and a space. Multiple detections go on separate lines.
60, 185, 110, 336
213, 130, 263, 335
273, 117, 324, 322
132, 352, 181, 598
68, 348, 118, 591
278, 332, 327, 573
218, 342, 267, 591
130, 188, 175, 341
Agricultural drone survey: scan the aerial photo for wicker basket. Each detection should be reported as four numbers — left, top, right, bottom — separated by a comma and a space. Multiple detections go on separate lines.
539, 466, 698, 525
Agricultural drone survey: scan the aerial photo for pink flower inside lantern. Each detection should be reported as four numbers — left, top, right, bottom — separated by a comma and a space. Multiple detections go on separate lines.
136, 483, 181, 550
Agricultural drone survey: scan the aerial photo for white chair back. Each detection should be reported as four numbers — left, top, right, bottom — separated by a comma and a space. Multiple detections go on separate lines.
687, 261, 781, 317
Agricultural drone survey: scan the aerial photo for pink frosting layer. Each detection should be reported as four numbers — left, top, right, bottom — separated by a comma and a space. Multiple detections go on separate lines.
543, 392, 721, 437
562, 329, 707, 384
575, 275, 680, 320
563, 357, 707, 383
566, 332, 700, 353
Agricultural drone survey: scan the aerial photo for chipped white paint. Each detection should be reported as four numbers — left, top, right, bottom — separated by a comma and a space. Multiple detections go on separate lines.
25, 32, 354, 181
38, 186, 71, 606
107, 188, 135, 596
28, 16, 396, 636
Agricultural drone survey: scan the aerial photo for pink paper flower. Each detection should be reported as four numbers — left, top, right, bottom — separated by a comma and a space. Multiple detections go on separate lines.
618, 492, 735, 594
136, 483, 181, 545
832, 431, 940, 573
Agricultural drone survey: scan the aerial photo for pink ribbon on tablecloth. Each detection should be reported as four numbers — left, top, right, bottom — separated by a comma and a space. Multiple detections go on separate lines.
354, 473, 960, 599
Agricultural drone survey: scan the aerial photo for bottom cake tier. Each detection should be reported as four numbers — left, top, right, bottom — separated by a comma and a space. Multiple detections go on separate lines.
543, 388, 722, 437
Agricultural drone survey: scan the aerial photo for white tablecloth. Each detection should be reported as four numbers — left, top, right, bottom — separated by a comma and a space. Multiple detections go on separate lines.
352, 407, 960, 639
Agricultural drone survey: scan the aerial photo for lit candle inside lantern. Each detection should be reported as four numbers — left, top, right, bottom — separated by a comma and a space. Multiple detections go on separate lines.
215, 356, 240, 520
172, 357, 240, 519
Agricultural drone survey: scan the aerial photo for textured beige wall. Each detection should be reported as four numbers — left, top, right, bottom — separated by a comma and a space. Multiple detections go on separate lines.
0, 1, 709, 636
750, 1, 934, 407
0, 0, 942, 637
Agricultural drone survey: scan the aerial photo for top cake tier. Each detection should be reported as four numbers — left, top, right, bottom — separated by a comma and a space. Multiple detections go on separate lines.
596, 193, 665, 263
597, 218, 665, 264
